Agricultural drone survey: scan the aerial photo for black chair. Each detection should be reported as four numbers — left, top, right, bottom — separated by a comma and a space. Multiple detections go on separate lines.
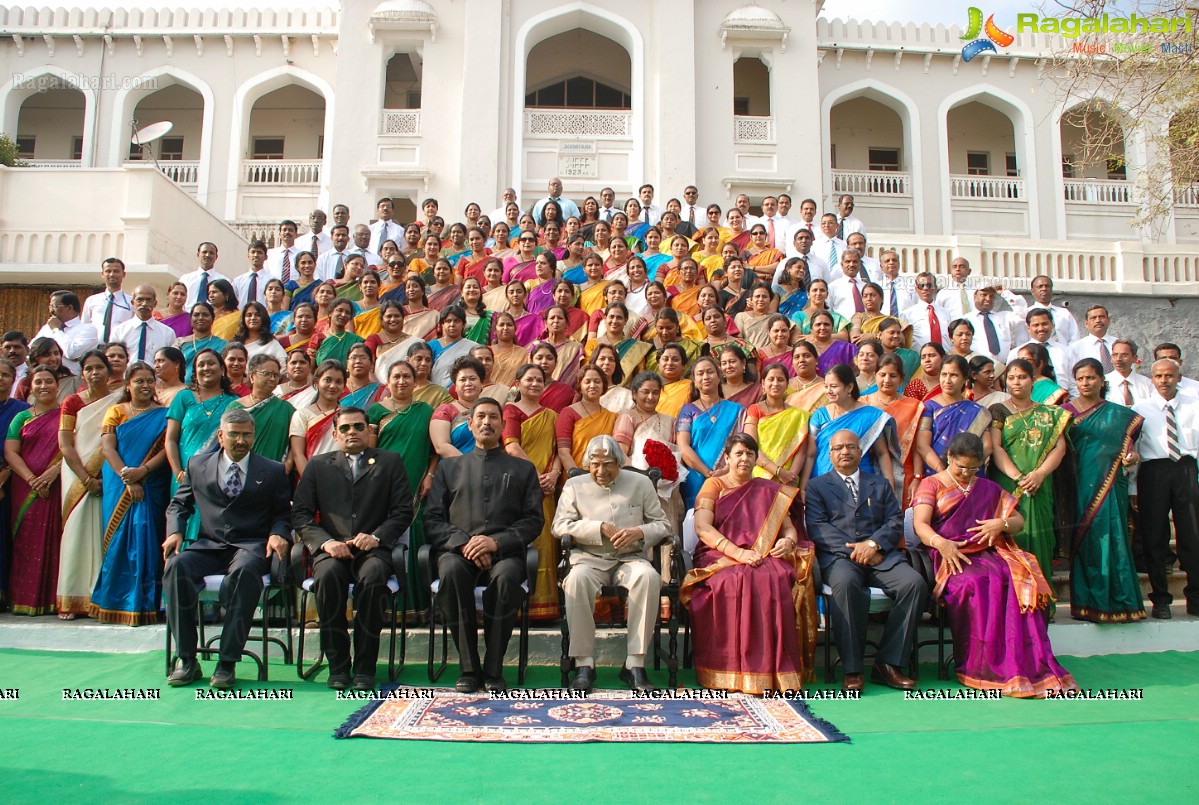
556, 466, 684, 688
164, 553, 294, 682
909, 546, 954, 680
290, 540, 408, 682
814, 561, 919, 683
417, 543, 538, 685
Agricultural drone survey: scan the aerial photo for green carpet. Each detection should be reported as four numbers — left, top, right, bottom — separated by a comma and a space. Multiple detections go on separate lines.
1, 649, 1197, 803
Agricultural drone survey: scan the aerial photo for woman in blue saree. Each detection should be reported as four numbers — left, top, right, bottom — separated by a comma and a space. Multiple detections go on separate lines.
677, 356, 746, 510
340, 343, 387, 408
430, 356, 488, 459
916, 355, 993, 475
800, 363, 895, 496
91, 363, 170, 625
774, 256, 810, 320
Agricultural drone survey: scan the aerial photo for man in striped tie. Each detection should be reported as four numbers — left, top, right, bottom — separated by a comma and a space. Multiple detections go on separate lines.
1133, 359, 1199, 619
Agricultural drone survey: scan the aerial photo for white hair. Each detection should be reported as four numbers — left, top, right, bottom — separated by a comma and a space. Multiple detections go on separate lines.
583, 435, 625, 469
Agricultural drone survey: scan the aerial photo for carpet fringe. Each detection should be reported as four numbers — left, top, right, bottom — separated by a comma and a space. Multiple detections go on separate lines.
333, 683, 397, 739
785, 699, 852, 744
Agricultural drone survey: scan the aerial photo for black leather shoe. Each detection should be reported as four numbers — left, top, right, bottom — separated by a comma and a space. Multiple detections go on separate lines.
209, 665, 236, 691
352, 674, 376, 692
327, 673, 351, 691
619, 665, 655, 693
484, 675, 508, 693
1186, 602, 1199, 617
455, 674, 480, 693
570, 666, 596, 693
1151, 603, 1173, 620
167, 658, 202, 687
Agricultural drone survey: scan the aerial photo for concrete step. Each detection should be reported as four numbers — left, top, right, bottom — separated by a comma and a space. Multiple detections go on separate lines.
1048, 568, 1187, 604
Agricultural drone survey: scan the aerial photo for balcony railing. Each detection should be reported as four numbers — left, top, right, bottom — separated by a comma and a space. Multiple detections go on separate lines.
950, 174, 1024, 200
242, 159, 322, 185
1064, 178, 1133, 204
1175, 183, 1199, 207
523, 108, 632, 138
832, 169, 911, 197
380, 109, 421, 136
733, 115, 775, 144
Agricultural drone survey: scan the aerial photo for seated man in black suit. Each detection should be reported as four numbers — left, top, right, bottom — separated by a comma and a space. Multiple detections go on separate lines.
424, 398, 544, 693
164, 408, 292, 690
292, 406, 414, 691
804, 429, 927, 692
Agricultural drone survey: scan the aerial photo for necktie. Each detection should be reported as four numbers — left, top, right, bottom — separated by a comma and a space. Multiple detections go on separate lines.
1166, 403, 1182, 461
1097, 339, 1114, 373
376, 223, 388, 255
688, 207, 695, 226
767, 216, 776, 247
311, 235, 320, 257
981, 312, 1000, 355
248, 272, 259, 303
851, 280, 865, 314
643, 208, 649, 224
334, 252, 345, 279
102, 293, 115, 342
837, 218, 845, 240
1123, 380, 1134, 406
844, 475, 858, 503
829, 241, 838, 269
349, 453, 360, 481
224, 462, 243, 498
889, 284, 899, 316
281, 249, 291, 284
137, 321, 148, 361
959, 285, 970, 316
928, 305, 943, 345
198, 271, 210, 305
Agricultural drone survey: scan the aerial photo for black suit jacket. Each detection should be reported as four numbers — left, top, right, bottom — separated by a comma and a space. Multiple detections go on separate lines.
165, 451, 292, 549
291, 448, 414, 554
804, 470, 905, 572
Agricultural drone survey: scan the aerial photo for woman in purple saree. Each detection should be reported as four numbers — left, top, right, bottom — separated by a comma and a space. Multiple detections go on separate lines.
912, 432, 1076, 698
681, 433, 817, 693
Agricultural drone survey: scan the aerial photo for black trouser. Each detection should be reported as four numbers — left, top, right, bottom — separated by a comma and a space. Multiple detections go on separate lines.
437, 552, 525, 680
165, 545, 270, 665
312, 547, 392, 677
1137, 457, 1199, 607
824, 556, 927, 674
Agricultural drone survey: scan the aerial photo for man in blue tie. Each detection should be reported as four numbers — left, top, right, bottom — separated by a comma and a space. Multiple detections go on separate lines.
111, 285, 175, 363
180, 242, 230, 307
80, 258, 133, 341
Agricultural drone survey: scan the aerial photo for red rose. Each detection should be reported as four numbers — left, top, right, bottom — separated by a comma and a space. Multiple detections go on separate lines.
642, 439, 679, 482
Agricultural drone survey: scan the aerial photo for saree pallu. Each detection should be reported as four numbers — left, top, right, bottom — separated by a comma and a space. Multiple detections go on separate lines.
890, 348, 921, 392
430, 338, 477, 389
403, 308, 441, 342
369, 400, 434, 609
656, 380, 692, 419
561, 264, 587, 285
304, 408, 339, 460
726, 231, 751, 252
642, 253, 670, 281
550, 340, 584, 387
541, 381, 576, 414
505, 406, 560, 620
785, 382, 829, 414
280, 385, 318, 410
809, 405, 891, 477
991, 403, 1071, 588
211, 311, 241, 340
750, 407, 809, 481
458, 254, 492, 283
8, 410, 63, 615
726, 383, 762, 409
0, 398, 30, 604
644, 339, 703, 375
169, 390, 236, 544
507, 259, 537, 284
180, 337, 227, 382
790, 309, 851, 336
91, 408, 169, 625
914, 476, 1075, 697
489, 346, 529, 386
864, 394, 923, 506
342, 382, 387, 409
578, 282, 611, 316
290, 281, 318, 309
282, 333, 311, 354
777, 288, 808, 320
564, 308, 590, 341
464, 312, 494, 346
161, 312, 193, 338
615, 339, 652, 386
270, 310, 293, 336
1065, 401, 1146, 623
815, 340, 859, 375
231, 395, 294, 462
337, 282, 365, 303
482, 286, 509, 313
512, 313, 545, 348
562, 407, 618, 468
922, 399, 992, 461
698, 253, 724, 281
353, 306, 383, 338
761, 351, 794, 377
315, 331, 365, 366
57, 391, 121, 614
526, 281, 557, 315
669, 285, 703, 318
680, 478, 816, 692
734, 313, 774, 350
1032, 378, 1068, 406
427, 285, 461, 312
745, 249, 785, 283
412, 383, 452, 409
678, 400, 745, 510
861, 316, 913, 348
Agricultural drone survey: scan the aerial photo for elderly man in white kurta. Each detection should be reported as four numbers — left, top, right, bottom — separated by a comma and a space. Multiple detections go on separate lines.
553, 435, 671, 694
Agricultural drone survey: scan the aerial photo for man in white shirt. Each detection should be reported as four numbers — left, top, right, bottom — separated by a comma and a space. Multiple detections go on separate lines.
784, 197, 819, 247
901, 272, 949, 349
678, 185, 706, 231
488, 188, 518, 225
179, 242, 230, 308
597, 187, 618, 223
533, 177, 580, 224
935, 257, 976, 320
347, 224, 383, 270
369, 198, 404, 256
317, 224, 353, 281
828, 250, 870, 320
754, 195, 789, 251
776, 193, 796, 229
1153, 343, 1199, 398
1, 332, 28, 383
773, 228, 834, 286
1016, 308, 1072, 392
265, 220, 301, 284
636, 184, 661, 226
1106, 338, 1153, 405
732, 194, 752, 222
835, 194, 866, 239
330, 203, 350, 229
967, 286, 1023, 364
813, 213, 847, 273
1025, 275, 1079, 346
112, 284, 176, 363
874, 249, 915, 318
232, 241, 270, 308
81, 257, 134, 342
1133, 359, 1199, 618
34, 291, 98, 374
844, 232, 880, 283
294, 209, 332, 257
1069, 305, 1118, 375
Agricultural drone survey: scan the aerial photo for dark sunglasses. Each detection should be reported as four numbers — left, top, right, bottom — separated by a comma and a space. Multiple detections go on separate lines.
337, 422, 366, 433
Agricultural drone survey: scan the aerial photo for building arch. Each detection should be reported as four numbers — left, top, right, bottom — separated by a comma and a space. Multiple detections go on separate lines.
0, 65, 98, 166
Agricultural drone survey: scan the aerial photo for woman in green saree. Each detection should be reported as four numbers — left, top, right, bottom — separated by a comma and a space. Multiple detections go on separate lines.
228, 353, 294, 464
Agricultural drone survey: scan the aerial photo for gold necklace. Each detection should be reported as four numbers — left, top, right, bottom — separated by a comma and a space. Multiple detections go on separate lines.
949, 471, 975, 496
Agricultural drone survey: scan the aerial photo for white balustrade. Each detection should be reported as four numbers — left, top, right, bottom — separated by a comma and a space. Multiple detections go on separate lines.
1174, 183, 1199, 207
523, 109, 632, 138
949, 174, 1024, 200
832, 169, 910, 197
380, 109, 421, 136
1064, 178, 1133, 205
25, 160, 83, 168
733, 116, 775, 144
154, 160, 199, 186
242, 159, 322, 185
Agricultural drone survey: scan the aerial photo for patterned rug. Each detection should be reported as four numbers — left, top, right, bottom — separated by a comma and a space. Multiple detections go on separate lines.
335, 688, 849, 744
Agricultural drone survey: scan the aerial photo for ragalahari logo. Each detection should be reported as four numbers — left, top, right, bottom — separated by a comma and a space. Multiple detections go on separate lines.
960, 7, 1016, 61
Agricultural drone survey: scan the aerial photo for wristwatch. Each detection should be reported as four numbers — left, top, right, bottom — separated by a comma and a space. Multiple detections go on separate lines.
865, 539, 880, 552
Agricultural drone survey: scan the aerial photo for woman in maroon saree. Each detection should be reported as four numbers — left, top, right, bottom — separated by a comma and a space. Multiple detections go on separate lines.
681, 433, 817, 693
912, 432, 1076, 698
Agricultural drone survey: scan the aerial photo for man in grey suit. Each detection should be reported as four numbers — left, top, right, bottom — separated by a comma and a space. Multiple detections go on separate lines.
804, 429, 927, 692
163, 408, 292, 690
553, 435, 672, 693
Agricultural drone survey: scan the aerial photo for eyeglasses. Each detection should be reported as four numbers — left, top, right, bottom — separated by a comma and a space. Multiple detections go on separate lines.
337, 422, 367, 433
916, 283, 937, 289
751, 230, 767, 236
388, 261, 402, 268
253, 371, 281, 380
519, 237, 536, 243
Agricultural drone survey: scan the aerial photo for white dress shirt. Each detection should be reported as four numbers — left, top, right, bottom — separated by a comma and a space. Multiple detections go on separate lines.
179, 268, 231, 308
1105, 369, 1153, 406
294, 231, 332, 256
597, 205, 618, 223
1070, 334, 1118, 373
936, 282, 975, 321
636, 204, 662, 226
533, 196, 581, 224
81, 290, 134, 340
346, 247, 384, 270
752, 213, 789, 251
678, 203, 708, 229
858, 255, 881, 284
813, 235, 847, 272
877, 275, 916, 318
902, 300, 950, 348
1177, 376, 1199, 399
231, 268, 270, 307
265, 245, 302, 283
1133, 392, 1199, 461
112, 316, 177, 363
1017, 339, 1073, 393
828, 275, 869, 320
33, 317, 98, 374
368, 220, 404, 254
772, 251, 836, 286
783, 220, 817, 253
1027, 302, 1080, 345
838, 214, 866, 237
316, 249, 352, 282
836, 470, 863, 502
967, 310, 1022, 364
218, 451, 252, 495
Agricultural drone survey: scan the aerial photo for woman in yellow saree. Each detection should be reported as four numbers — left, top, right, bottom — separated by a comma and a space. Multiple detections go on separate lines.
653, 343, 693, 419
554, 365, 618, 473
745, 363, 809, 485
207, 279, 241, 341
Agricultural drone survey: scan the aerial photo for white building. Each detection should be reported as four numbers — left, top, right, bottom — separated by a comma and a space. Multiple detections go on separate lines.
0, 1, 1197, 296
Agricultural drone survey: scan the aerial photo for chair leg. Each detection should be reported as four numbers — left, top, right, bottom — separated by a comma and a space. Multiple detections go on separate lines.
822, 594, 835, 684
559, 605, 571, 688
164, 613, 174, 676
666, 593, 680, 688
427, 590, 448, 683
296, 589, 325, 681
518, 598, 530, 686
259, 586, 271, 682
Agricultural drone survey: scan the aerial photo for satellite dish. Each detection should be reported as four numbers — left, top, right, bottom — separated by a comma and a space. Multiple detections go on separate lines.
131, 120, 173, 146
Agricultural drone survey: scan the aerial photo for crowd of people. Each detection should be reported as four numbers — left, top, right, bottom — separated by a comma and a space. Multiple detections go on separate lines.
1, 178, 1196, 698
